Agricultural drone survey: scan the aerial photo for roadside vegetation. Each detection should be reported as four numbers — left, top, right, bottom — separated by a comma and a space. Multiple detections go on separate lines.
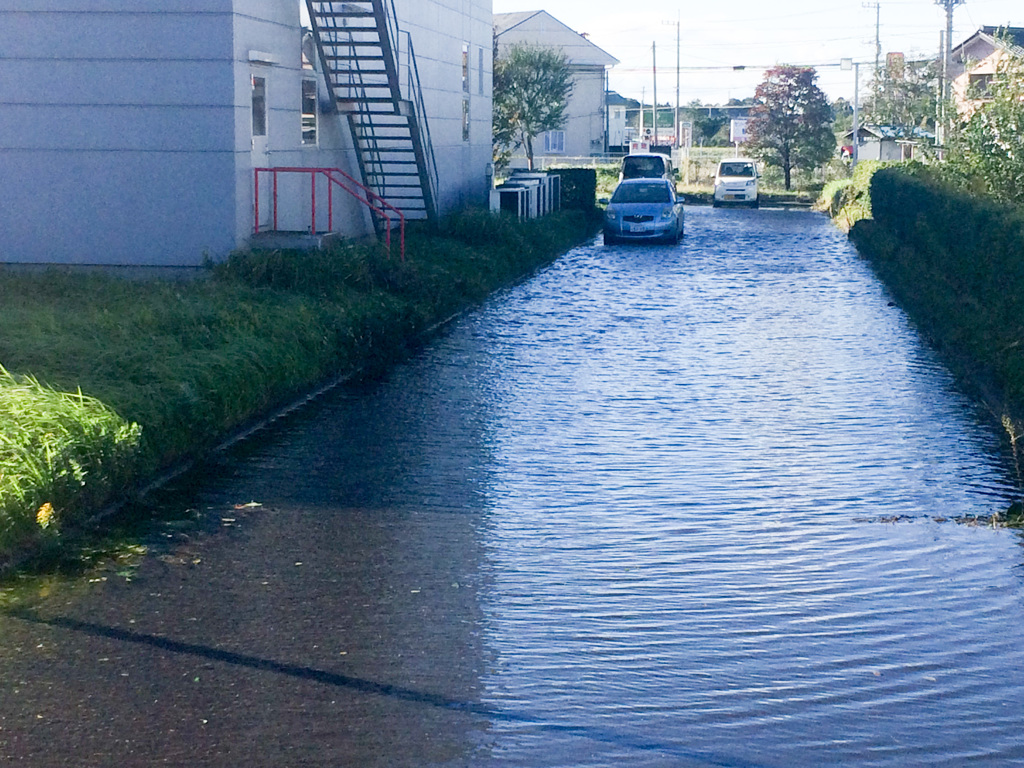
815, 47, 1024, 519
0, 209, 599, 568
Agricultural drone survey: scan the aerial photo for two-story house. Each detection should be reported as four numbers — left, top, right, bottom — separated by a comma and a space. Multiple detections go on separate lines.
950, 25, 1024, 117
0, 1, 492, 266
494, 10, 618, 167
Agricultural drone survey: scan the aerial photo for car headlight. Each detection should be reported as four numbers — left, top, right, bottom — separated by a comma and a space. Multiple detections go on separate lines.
605, 209, 617, 220
660, 208, 674, 220
746, 180, 756, 187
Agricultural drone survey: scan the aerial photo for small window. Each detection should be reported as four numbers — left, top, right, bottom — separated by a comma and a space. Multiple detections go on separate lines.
302, 79, 317, 146
462, 42, 470, 93
478, 46, 485, 95
968, 73, 993, 99
251, 75, 267, 137
462, 99, 470, 142
543, 130, 565, 154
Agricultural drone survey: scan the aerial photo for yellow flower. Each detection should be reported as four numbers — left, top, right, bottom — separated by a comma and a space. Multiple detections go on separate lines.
36, 502, 55, 529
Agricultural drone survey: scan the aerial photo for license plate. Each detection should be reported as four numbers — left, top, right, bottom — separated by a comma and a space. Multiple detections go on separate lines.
725, 194, 740, 200
627, 222, 653, 232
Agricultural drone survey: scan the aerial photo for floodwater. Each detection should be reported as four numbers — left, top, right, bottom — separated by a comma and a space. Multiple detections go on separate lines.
2, 206, 1024, 767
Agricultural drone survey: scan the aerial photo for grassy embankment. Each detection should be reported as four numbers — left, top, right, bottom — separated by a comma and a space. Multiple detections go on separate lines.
818, 163, 1024, 519
0, 208, 599, 567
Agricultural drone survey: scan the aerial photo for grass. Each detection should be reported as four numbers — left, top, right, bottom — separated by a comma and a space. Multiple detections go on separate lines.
0, 208, 599, 567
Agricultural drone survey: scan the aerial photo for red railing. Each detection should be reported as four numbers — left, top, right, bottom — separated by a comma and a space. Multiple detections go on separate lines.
254, 166, 406, 260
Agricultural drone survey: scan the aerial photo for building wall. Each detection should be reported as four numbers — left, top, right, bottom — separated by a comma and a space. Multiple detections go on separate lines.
0, 1, 242, 265
561, 66, 607, 158
951, 43, 1007, 117
232, 1, 370, 248
495, 11, 617, 166
0, 0, 486, 266
395, 0, 494, 211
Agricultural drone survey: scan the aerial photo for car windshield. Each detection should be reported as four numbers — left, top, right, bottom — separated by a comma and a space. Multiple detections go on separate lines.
622, 157, 665, 178
719, 163, 755, 177
612, 183, 671, 204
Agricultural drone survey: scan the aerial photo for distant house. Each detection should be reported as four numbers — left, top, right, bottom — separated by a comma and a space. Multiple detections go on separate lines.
842, 125, 935, 162
950, 26, 1024, 117
494, 10, 618, 166
606, 92, 634, 151
0, 1, 493, 266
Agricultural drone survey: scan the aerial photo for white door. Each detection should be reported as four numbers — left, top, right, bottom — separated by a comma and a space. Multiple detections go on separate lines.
251, 71, 271, 230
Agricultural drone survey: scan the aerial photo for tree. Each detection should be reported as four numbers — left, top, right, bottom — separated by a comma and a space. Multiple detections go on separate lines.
945, 49, 1024, 205
492, 43, 573, 170
746, 66, 835, 189
865, 56, 937, 137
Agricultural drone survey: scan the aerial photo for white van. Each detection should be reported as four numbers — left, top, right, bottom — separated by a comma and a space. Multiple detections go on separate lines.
620, 153, 674, 183
712, 158, 759, 207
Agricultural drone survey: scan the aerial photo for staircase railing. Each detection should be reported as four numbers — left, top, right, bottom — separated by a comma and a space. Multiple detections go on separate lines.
306, 0, 438, 219
254, 166, 406, 260
396, 27, 439, 212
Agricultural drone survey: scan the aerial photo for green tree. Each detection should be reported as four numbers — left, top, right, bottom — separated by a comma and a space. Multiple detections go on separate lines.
492, 43, 573, 170
945, 50, 1024, 205
746, 66, 835, 189
865, 56, 937, 137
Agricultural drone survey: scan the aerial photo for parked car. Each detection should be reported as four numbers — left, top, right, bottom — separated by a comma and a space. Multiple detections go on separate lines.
712, 158, 759, 207
603, 178, 684, 245
619, 152, 675, 182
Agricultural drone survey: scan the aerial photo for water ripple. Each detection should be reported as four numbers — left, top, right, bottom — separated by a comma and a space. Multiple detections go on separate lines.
440, 208, 1024, 766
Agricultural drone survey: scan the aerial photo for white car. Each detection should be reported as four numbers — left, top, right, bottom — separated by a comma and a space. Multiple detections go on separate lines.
712, 158, 759, 207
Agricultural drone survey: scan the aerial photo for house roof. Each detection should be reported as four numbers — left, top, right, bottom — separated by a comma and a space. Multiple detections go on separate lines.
606, 91, 636, 107
494, 10, 619, 68
842, 124, 935, 142
952, 26, 1024, 64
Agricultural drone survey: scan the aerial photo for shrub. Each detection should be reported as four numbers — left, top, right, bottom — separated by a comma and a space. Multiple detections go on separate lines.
549, 168, 597, 210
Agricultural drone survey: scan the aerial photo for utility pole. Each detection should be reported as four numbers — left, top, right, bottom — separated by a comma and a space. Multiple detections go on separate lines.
675, 14, 680, 150
934, 0, 964, 146
865, 1, 881, 106
652, 41, 659, 147
935, 0, 964, 100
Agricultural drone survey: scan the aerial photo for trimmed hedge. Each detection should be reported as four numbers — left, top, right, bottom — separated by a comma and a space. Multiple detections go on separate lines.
550, 168, 597, 210
850, 166, 1024, 422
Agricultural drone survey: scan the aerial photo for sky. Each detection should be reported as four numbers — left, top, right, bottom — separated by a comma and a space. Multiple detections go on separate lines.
492, 0, 1022, 105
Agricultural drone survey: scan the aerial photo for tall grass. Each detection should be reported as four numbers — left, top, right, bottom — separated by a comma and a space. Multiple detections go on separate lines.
0, 368, 141, 558
0, 209, 596, 564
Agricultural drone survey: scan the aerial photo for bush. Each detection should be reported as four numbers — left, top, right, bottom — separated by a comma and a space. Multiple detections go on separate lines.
549, 168, 597, 210
816, 160, 894, 229
850, 166, 1024, 427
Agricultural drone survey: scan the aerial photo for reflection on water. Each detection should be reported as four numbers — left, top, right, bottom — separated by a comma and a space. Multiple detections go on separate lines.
2, 207, 1024, 767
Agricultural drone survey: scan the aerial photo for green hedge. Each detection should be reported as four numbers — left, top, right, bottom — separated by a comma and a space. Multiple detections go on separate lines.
550, 168, 597, 210
850, 166, 1024, 424
816, 161, 893, 230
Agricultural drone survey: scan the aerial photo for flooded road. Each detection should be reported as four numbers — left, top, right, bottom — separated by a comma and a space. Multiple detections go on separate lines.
3, 206, 1024, 766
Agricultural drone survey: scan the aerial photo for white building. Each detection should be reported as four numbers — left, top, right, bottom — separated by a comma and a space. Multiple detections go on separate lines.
0, 0, 492, 266
494, 10, 618, 166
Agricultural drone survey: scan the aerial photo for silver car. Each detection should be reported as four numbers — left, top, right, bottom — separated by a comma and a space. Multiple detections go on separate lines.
603, 179, 685, 245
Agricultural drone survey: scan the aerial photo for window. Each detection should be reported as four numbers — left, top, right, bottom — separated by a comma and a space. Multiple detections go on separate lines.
251, 75, 267, 137
968, 73, 993, 99
301, 79, 317, 146
543, 130, 565, 154
462, 99, 470, 142
478, 46, 485, 95
462, 43, 470, 93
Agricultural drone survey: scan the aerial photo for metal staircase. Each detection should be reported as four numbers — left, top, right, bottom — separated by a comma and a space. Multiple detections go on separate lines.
306, 0, 438, 224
